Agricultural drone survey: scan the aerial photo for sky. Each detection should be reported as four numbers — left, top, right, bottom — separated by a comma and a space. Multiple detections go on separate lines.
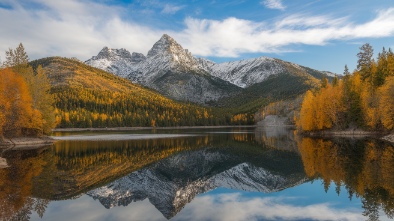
1, 0, 394, 74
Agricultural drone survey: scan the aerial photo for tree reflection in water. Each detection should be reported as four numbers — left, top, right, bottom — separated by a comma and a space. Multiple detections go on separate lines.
0, 147, 50, 221
297, 137, 394, 221
1, 129, 394, 221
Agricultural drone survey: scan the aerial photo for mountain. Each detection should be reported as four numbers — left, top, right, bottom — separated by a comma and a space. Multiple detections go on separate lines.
86, 34, 241, 104
87, 147, 307, 219
86, 34, 334, 107
29, 57, 233, 128
215, 62, 324, 110
206, 57, 332, 88
85, 47, 146, 78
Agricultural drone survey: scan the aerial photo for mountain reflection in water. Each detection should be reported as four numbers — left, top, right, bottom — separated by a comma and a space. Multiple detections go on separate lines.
0, 127, 393, 221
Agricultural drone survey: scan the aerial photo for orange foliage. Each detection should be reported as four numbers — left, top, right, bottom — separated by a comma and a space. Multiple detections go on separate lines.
0, 68, 44, 137
297, 137, 394, 219
297, 50, 394, 131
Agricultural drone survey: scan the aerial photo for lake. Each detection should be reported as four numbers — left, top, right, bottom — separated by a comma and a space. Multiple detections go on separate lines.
1, 127, 393, 221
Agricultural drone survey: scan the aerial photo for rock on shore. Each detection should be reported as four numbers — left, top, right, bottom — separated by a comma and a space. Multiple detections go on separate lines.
382, 134, 394, 143
0, 137, 55, 147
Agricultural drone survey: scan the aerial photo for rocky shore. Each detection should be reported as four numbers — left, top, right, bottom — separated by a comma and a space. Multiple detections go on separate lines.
382, 134, 394, 143
0, 136, 55, 148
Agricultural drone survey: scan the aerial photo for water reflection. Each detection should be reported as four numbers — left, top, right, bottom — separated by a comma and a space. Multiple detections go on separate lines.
87, 144, 305, 219
0, 128, 393, 221
0, 146, 50, 221
297, 137, 394, 221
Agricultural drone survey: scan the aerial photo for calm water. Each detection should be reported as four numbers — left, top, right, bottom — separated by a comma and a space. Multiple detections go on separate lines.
1, 127, 394, 221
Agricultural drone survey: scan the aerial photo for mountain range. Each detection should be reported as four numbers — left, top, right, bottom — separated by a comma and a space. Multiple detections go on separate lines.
87, 146, 307, 219
86, 34, 335, 105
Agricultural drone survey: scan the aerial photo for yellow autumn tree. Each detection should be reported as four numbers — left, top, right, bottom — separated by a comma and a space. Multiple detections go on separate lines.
30, 65, 55, 134
298, 90, 316, 131
379, 77, 394, 129
296, 45, 394, 132
2, 43, 55, 135
0, 72, 7, 140
0, 68, 39, 137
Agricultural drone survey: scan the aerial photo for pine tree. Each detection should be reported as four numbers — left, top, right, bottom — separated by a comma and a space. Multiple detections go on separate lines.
388, 48, 394, 76
357, 43, 374, 82
374, 48, 389, 87
332, 75, 339, 87
320, 77, 328, 88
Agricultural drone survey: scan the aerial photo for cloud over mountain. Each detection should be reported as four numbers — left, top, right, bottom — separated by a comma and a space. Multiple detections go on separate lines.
1, 0, 394, 62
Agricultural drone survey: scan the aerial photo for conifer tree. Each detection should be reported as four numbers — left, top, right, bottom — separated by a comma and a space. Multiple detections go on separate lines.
332, 75, 339, 87
343, 65, 350, 76
374, 48, 389, 87
320, 77, 328, 88
357, 43, 374, 82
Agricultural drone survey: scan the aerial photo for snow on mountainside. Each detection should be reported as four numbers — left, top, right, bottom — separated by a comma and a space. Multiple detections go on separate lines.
207, 57, 285, 88
86, 47, 146, 78
87, 148, 307, 219
86, 34, 240, 104
86, 34, 334, 103
321, 71, 338, 77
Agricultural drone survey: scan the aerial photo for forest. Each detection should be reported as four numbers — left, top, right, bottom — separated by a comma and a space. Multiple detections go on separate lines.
297, 44, 394, 132
0, 44, 254, 140
2, 43, 394, 139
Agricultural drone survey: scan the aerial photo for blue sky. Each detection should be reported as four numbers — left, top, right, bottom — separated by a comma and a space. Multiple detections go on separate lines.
1, 0, 394, 74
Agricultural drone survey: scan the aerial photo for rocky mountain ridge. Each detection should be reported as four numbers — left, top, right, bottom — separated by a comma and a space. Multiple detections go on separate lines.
86, 34, 334, 104
86, 34, 240, 104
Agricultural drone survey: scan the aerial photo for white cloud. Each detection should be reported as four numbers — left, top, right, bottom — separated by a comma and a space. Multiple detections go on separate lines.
172, 194, 363, 221
177, 8, 394, 57
0, 0, 163, 61
261, 0, 286, 10
38, 194, 364, 221
1, 1, 394, 61
161, 4, 185, 14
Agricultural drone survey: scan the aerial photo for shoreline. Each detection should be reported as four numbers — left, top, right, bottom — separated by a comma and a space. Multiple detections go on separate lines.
302, 130, 382, 136
52, 125, 257, 132
0, 136, 55, 148
300, 129, 394, 143
1, 126, 393, 146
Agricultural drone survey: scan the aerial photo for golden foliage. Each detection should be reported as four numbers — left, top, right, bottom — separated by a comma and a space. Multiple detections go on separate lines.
297, 137, 394, 220
379, 77, 394, 129
1, 43, 55, 137
0, 68, 42, 136
297, 46, 394, 131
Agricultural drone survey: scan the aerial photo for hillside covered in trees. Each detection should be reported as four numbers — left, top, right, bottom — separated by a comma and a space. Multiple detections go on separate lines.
4, 42, 394, 137
0, 44, 55, 140
297, 44, 394, 132
30, 57, 252, 129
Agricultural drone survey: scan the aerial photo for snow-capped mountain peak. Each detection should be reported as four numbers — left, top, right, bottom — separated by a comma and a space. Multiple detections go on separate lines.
146, 34, 200, 70
85, 46, 145, 78
147, 34, 177, 58
94, 47, 132, 61
85, 34, 333, 104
